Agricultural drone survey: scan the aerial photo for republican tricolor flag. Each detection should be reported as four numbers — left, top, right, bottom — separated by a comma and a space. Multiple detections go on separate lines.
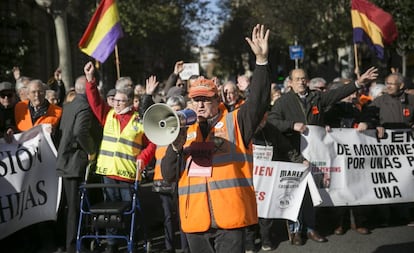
351, 0, 398, 59
79, 0, 123, 63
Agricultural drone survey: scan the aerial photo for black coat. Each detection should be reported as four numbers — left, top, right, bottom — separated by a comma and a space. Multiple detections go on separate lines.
267, 83, 358, 153
56, 94, 102, 178
362, 91, 414, 129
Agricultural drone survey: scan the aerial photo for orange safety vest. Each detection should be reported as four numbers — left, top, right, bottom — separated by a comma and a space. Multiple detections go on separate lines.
178, 109, 258, 233
153, 146, 167, 181
14, 100, 62, 131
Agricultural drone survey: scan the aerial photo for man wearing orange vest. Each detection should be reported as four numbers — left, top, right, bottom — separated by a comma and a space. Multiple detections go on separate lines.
161, 24, 271, 253
14, 79, 62, 141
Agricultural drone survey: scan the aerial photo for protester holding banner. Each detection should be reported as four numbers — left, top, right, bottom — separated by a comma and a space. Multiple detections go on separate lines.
56, 75, 103, 253
14, 79, 63, 142
267, 67, 378, 246
161, 24, 270, 253
246, 111, 308, 252
358, 72, 414, 226
324, 81, 370, 235
84, 62, 156, 253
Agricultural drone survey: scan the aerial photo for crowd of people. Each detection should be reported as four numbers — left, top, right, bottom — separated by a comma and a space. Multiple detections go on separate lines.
1, 23, 414, 253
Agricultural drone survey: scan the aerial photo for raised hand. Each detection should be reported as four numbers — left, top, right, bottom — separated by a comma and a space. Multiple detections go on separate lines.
245, 24, 270, 64
174, 60, 184, 75
145, 75, 159, 95
84, 61, 95, 82
357, 67, 378, 86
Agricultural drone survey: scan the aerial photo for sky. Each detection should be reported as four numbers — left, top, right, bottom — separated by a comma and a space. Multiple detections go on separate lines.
194, 0, 225, 46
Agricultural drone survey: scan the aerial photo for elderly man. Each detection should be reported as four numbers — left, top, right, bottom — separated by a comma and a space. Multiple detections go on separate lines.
56, 75, 102, 253
267, 67, 378, 246
14, 79, 62, 134
221, 81, 244, 112
359, 72, 414, 226
161, 24, 270, 253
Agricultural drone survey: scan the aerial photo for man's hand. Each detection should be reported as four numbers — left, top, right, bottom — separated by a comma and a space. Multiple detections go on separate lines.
173, 60, 184, 75
84, 61, 95, 82
145, 75, 159, 95
245, 24, 270, 64
136, 159, 144, 173
376, 126, 385, 139
88, 153, 96, 161
172, 127, 187, 152
357, 122, 368, 132
357, 67, 378, 86
4, 128, 14, 144
293, 122, 307, 133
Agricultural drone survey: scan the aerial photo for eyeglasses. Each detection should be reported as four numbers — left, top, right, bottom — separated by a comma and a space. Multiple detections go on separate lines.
315, 86, 326, 91
0, 92, 14, 98
386, 82, 400, 86
113, 98, 129, 104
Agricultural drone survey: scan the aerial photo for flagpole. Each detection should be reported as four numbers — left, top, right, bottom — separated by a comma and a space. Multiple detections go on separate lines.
353, 43, 360, 77
115, 45, 121, 79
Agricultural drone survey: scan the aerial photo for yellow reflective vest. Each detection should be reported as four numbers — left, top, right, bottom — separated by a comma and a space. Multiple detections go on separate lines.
96, 110, 144, 181
178, 110, 258, 233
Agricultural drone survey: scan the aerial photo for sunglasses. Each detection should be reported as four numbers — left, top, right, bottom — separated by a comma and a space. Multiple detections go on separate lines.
0, 92, 14, 98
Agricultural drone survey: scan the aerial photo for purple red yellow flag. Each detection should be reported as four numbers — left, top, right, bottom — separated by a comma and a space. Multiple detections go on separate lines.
351, 0, 398, 59
78, 0, 123, 63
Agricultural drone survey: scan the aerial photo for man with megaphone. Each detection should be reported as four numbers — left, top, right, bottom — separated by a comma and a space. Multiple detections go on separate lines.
160, 24, 271, 253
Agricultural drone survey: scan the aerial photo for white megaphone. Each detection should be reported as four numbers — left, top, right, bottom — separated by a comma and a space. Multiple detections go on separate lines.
143, 103, 197, 146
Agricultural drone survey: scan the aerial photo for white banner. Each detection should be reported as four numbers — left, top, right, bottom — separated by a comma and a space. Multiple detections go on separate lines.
301, 126, 414, 206
253, 160, 321, 221
0, 124, 60, 239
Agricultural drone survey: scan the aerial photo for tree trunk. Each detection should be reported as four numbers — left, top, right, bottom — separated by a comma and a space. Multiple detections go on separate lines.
53, 11, 72, 91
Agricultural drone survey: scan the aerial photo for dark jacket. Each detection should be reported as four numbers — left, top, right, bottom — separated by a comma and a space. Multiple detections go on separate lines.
324, 101, 361, 128
267, 83, 358, 153
254, 122, 305, 163
361, 91, 414, 129
56, 94, 102, 178
161, 64, 271, 182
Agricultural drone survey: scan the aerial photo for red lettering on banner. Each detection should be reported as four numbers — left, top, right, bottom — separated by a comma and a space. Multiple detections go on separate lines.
254, 166, 273, 176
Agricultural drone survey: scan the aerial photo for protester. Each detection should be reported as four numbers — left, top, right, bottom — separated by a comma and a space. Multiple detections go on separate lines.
0, 81, 17, 142
152, 95, 189, 253
56, 75, 102, 253
161, 24, 270, 253
267, 67, 378, 246
309, 77, 327, 92
324, 81, 370, 235
246, 110, 308, 252
45, 89, 59, 105
220, 81, 245, 112
14, 79, 62, 141
47, 67, 66, 107
84, 61, 156, 253
106, 88, 116, 107
115, 76, 134, 89
12, 78, 63, 252
359, 72, 414, 226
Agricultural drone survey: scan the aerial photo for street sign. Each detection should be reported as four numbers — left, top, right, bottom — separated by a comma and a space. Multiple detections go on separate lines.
289, 45, 304, 60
